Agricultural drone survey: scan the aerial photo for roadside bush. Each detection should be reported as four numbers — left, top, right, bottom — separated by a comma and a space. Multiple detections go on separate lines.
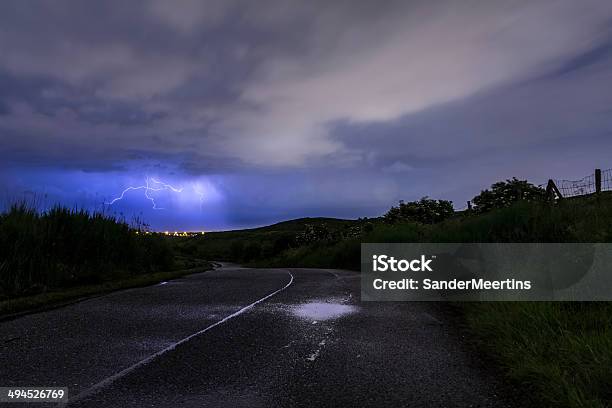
295, 224, 337, 245
229, 241, 245, 260
243, 242, 262, 261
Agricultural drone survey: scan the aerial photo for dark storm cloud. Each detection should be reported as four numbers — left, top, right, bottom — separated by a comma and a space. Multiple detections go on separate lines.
333, 41, 612, 167
1, 0, 612, 228
0, 0, 308, 170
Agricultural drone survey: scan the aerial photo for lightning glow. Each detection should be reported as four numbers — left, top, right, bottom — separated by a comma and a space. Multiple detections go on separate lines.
107, 177, 185, 210
192, 184, 205, 210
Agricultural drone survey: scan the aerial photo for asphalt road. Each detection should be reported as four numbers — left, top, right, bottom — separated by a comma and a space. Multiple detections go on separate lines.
0, 264, 520, 407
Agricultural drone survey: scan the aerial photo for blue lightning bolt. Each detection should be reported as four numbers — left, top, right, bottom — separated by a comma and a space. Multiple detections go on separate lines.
193, 185, 205, 210
107, 177, 184, 210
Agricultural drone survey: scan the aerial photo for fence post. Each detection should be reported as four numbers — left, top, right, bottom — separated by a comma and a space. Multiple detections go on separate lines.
546, 179, 563, 200
595, 168, 602, 195
467, 201, 472, 211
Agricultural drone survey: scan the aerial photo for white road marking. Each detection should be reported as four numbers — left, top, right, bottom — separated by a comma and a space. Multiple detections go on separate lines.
306, 349, 320, 362
324, 270, 341, 279
423, 312, 443, 325
64, 270, 294, 406
306, 340, 327, 362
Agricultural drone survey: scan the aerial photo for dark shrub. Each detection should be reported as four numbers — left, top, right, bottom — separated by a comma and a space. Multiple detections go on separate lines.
384, 197, 454, 224
243, 242, 262, 261
472, 178, 545, 213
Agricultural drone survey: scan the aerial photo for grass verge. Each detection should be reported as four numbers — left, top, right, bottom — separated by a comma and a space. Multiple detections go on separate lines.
0, 262, 213, 318
0, 203, 175, 298
463, 302, 612, 408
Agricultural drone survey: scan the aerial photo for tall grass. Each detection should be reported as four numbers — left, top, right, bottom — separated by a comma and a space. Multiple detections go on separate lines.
261, 195, 612, 269
0, 202, 173, 299
465, 302, 612, 408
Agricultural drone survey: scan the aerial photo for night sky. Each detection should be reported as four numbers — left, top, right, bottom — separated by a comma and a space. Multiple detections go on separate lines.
1, 1, 612, 231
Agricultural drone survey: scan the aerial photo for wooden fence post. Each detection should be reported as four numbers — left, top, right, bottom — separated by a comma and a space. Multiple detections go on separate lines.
546, 179, 563, 200
467, 201, 472, 211
595, 168, 602, 195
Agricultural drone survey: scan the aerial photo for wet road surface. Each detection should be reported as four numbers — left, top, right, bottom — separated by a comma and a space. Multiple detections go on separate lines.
0, 265, 519, 407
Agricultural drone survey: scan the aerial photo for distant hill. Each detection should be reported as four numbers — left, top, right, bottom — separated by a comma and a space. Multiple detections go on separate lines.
246, 217, 358, 232
175, 217, 363, 262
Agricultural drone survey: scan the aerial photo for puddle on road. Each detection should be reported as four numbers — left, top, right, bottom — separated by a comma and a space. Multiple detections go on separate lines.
291, 302, 357, 321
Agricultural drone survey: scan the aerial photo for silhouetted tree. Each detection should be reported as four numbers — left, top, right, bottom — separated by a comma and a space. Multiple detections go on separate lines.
384, 197, 454, 224
471, 177, 545, 213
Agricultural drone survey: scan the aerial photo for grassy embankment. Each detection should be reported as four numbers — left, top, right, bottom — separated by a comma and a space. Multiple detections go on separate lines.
0, 204, 211, 316
183, 194, 612, 408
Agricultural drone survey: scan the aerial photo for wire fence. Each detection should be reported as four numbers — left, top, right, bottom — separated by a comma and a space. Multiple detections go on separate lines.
458, 168, 612, 211
550, 168, 612, 198
604, 168, 612, 191
553, 174, 596, 198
